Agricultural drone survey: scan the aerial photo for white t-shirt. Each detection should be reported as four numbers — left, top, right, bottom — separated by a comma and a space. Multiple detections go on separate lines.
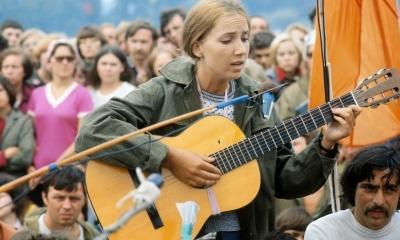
90, 82, 136, 108
38, 214, 84, 240
305, 209, 400, 240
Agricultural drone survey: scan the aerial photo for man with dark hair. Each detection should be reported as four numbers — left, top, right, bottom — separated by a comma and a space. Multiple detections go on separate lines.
250, 31, 275, 71
24, 166, 98, 240
0, 20, 23, 47
305, 145, 400, 239
125, 21, 158, 85
160, 8, 185, 48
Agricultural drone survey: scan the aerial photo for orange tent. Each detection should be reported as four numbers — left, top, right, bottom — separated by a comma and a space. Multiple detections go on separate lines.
309, 0, 400, 146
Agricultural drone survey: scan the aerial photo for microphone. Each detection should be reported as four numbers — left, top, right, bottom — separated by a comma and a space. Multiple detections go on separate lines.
117, 168, 163, 209
147, 173, 164, 189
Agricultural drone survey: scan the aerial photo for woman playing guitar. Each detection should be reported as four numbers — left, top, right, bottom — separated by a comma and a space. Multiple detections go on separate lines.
75, 0, 361, 239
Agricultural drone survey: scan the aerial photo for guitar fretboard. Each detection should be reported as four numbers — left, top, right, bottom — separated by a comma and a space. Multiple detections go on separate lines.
211, 92, 357, 174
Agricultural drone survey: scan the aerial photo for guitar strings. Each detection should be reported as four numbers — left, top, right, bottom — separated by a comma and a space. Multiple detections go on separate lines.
215, 93, 356, 172
215, 83, 398, 173
213, 91, 361, 173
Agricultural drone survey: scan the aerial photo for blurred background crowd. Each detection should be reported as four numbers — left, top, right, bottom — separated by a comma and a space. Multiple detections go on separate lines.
0, 1, 398, 239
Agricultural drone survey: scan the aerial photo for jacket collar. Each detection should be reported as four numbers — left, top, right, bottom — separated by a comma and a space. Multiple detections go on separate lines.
159, 56, 195, 86
159, 57, 261, 129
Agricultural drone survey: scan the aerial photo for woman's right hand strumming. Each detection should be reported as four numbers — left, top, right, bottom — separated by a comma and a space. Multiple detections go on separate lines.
162, 146, 221, 188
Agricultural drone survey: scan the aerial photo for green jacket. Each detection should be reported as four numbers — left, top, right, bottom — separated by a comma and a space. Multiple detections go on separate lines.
0, 109, 35, 177
275, 75, 309, 121
24, 208, 99, 239
75, 57, 336, 239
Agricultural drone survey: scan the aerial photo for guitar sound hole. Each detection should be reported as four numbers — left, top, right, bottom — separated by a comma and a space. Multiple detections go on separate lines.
218, 139, 221, 144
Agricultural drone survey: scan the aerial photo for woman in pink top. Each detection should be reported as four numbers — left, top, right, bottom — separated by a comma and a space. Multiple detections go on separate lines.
28, 39, 93, 168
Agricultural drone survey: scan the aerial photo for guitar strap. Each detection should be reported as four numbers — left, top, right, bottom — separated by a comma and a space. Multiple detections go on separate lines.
128, 169, 164, 229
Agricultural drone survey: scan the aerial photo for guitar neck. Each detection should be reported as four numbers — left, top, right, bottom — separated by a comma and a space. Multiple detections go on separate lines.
212, 91, 357, 174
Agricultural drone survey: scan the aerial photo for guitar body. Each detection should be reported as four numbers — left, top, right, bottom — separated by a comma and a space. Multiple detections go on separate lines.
86, 116, 261, 239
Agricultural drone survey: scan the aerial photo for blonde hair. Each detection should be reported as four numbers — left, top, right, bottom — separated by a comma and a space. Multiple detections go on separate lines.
116, 21, 131, 39
20, 28, 45, 45
270, 33, 305, 66
286, 23, 310, 38
32, 35, 63, 63
183, 0, 249, 59
147, 47, 176, 77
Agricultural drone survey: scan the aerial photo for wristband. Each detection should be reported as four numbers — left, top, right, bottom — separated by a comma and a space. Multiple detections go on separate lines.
318, 133, 338, 157
319, 140, 334, 152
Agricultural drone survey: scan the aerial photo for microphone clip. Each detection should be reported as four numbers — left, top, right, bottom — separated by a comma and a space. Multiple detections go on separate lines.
117, 167, 161, 209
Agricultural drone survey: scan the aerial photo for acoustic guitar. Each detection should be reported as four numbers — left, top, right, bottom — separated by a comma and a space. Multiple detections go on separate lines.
85, 68, 400, 239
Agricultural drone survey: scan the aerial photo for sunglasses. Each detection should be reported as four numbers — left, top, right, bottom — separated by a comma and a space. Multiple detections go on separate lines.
53, 55, 75, 63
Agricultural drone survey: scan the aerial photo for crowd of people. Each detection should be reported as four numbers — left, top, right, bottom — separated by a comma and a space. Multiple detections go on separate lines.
0, 0, 398, 239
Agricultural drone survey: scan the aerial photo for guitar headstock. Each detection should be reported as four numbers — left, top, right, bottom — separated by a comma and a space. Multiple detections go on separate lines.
354, 68, 400, 108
